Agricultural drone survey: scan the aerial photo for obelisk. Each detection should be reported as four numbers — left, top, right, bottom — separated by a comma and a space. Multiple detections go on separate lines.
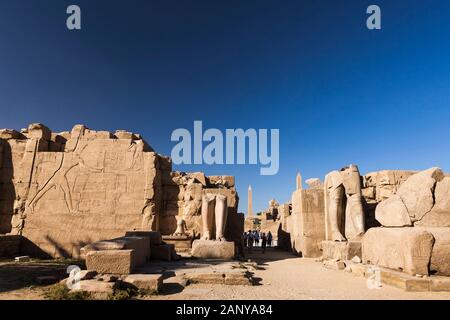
296, 172, 302, 190
247, 185, 253, 217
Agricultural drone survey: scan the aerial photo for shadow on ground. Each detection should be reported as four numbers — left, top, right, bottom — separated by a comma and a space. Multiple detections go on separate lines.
0, 259, 84, 293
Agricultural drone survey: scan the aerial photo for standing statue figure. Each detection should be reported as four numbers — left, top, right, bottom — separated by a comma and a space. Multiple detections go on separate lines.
324, 164, 365, 242
201, 193, 228, 241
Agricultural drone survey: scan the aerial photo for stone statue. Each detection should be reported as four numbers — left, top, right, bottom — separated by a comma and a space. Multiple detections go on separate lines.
201, 193, 228, 241
324, 164, 365, 241
173, 217, 188, 236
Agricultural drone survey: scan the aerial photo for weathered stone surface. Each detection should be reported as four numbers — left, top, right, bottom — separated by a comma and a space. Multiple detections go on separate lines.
362, 227, 435, 276
0, 129, 22, 140
123, 274, 162, 293
291, 189, 325, 257
363, 170, 416, 202
208, 176, 235, 188
81, 236, 149, 266
396, 168, 443, 222
419, 227, 450, 276
126, 231, 162, 245
162, 235, 192, 253
0, 123, 240, 258
305, 178, 323, 190
27, 123, 51, 141
416, 177, 450, 227
379, 268, 431, 292
323, 259, 345, 270
434, 177, 450, 211
78, 270, 97, 280
375, 195, 412, 227
98, 274, 118, 282
183, 270, 252, 285
70, 279, 116, 298
111, 236, 150, 267
86, 249, 135, 274
430, 276, 450, 291
191, 240, 235, 259
321, 240, 362, 261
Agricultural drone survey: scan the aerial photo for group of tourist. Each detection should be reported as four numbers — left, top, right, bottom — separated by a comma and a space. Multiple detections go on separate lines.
243, 230, 273, 254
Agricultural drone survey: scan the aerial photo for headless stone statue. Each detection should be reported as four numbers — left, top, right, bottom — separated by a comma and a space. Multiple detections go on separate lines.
201, 193, 228, 241
324, 164, 365, 241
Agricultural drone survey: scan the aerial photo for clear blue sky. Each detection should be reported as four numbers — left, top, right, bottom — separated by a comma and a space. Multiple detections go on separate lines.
1, 1, 450, 214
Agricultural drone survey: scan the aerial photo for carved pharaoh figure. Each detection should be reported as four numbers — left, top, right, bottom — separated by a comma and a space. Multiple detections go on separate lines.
201, 193, 228, 241
324, 164, 365, 242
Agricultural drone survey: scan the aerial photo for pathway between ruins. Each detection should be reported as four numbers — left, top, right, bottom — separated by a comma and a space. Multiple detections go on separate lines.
2, 249, 450, 300
150, 248, 450, 300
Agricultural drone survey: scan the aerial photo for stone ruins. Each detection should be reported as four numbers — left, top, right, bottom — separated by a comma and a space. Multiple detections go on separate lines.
277, 166, 450, 292
0, 123, 242, 260
1, 124, 450, 296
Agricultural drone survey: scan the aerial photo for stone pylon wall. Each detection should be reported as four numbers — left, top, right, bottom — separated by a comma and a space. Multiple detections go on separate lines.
0, 124, 239, 258
0, 124, 162, 258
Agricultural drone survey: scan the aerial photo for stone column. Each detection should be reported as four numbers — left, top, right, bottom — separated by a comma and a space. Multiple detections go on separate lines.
247, 185, 253, 217
296, 172, 302, 190
215, 194, 228, 241
201, 194, 215, 240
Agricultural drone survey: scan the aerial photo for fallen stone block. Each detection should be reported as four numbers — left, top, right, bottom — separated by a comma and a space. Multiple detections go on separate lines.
98, 274, 119, 282
183, 270, 252, 286
378, 268, 431, 292
80, 241, 126, 258
362, 227, 434, 276
86, 250, 135, 274
162, 235, 192, 253
191, 240, 235, 259
322, 240, 362, 261
126, 231, 162, 245
419, 227, 450, 276
375, 195, 412, 227
396, 167, 443, 222
112, 236, 150, 267
224, 271, 253, 285
81, 236, 149, 267
123, 274, 163, 293
70, 280, 116, 299
323, 259, 346, 270
430, 276, 450, 292
78, 270, 97, 281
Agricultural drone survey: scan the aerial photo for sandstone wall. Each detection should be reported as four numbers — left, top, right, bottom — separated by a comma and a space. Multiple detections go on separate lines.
0, 124, 161, 258
290, 189, 325, 257
0, 124, 239, 258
